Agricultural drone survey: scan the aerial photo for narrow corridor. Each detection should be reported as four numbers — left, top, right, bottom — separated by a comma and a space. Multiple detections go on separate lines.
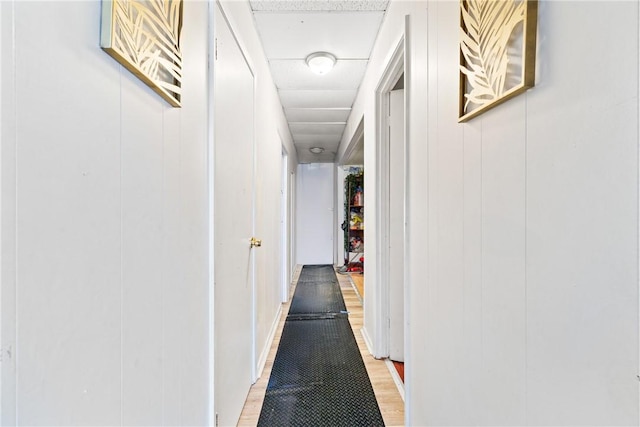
238, 266, 404, 426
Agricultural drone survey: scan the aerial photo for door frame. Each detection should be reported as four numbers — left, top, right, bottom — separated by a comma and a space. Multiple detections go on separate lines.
374, 33, 406, 359
207, 1, 215, 423
337, 119, 365, 266
388, 87, 405, 363
289, 169, 296, 283
280, 142, 290, 303
211, 2, 258, 423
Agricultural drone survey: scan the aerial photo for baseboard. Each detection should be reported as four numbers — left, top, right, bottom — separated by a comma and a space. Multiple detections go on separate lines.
384, 359, 405, 401
361, 326, 375, 356
256, 304, 283, 379
348, 274, 363, 303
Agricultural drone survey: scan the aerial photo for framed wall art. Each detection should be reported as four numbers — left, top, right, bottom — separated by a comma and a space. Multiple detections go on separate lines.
101, 0, 184, 107
459, 0, 538, 122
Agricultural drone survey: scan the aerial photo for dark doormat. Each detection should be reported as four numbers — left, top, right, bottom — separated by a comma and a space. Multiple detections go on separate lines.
257, 265, 384, 427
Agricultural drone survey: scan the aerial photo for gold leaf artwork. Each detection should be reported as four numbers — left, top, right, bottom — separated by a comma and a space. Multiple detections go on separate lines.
459, 0, 537, 122
101, 0, 183, 107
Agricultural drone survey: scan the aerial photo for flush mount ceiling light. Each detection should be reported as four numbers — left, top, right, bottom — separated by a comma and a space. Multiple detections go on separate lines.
305, 52, 336, 75
309, 147, 325, 154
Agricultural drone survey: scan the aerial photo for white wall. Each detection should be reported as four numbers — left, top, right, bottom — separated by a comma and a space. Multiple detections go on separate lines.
1, 1, 210, 424
296, 163, 335, 265
0, 1, 298, 424
339, 0, 639, 425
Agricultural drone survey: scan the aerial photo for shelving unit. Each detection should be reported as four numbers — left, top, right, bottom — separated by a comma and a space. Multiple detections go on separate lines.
344, 171, 364, 272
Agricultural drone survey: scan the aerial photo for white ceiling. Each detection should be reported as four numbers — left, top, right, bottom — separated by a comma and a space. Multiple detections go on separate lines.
250, 0, 389, 164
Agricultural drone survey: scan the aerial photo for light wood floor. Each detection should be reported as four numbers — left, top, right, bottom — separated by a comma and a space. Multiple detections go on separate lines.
238, 266, 404, 426
350, 272, 364, 298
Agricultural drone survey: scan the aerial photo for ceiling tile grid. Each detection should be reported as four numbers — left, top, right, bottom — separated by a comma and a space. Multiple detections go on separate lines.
253, 12, 384, 59
285, 108, 351, 122
250, 1, 388, 12
269, 59, 368, 90
292, 134, 343, 145
250, 1, 389, 163
278, 90, 357, 108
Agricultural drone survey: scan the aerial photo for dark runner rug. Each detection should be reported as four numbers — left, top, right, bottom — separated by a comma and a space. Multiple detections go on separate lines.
288, 265, 347, 316
257, 265, 385, 427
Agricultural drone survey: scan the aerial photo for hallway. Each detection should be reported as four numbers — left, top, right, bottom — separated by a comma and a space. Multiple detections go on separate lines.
238, 265, 404, 426
2, 1, 640, 425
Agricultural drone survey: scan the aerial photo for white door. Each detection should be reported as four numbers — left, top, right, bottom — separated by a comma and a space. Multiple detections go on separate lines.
389, 89, 405, 362
295, 163, 335, 264
214, 5, 256, 426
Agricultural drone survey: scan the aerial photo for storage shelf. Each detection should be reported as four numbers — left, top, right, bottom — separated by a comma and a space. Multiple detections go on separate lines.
345, 171, 364, 269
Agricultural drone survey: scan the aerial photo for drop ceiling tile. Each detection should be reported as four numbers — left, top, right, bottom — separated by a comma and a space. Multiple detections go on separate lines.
250, 1, 389, 12
270, 59, 367, 90
285, 108, 350, 122
292, 134, 343, 145
296, 142, 339, 163
295, 140, 339, 150
295, 141, 340, 148
250, 5, 389, 165
290, 123, 345, 136
253, 11, 384, 59
297, 150, 336, 164
279, 90, 357, 108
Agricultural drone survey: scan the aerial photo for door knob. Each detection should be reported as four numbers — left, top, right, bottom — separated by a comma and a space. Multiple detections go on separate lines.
250, 237, 262, 248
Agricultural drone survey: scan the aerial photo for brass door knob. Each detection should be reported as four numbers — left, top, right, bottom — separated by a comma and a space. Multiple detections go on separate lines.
250, 237, 262, 248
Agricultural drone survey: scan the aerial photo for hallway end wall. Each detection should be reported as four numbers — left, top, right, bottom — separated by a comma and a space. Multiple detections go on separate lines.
1, 1, 210, 424
339, 1, 639, 425
296, 163, 335, 265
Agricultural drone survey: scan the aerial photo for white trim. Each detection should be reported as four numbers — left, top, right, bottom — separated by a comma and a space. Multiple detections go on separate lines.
289, 171, 296, 282
350, 274, 364, 304
637, 0, 640, 418
361, 326, 376, 357
1, 4, 18, 424
0, 2, 3, 421
403, 14, 412, 426
339, 117, 364, 166
256, 305, 282, 379
207, 1, 216, 424
384, 359, 405, 401
280, 144, 289, 303
374, 35, 405, 359
337, 119, 364, 268
333, 164, 339, 265
335, 166, 345, 266
250, 64, 257, 384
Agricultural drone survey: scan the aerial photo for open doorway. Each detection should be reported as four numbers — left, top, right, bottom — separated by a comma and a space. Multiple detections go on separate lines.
388, 75, 405, 378
338, 119, 365, 298
343, 165, 365, 296
375, 37, 406, 392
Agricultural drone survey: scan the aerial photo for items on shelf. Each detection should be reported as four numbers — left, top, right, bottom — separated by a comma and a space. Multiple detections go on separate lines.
347, 257, 363, 273
344, 168, 364, 272
350, 210, 364, 230
352, 186, 363, 206
349, 236, 363, 252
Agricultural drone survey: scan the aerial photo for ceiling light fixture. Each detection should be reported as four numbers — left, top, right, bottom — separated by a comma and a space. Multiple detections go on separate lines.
309, 147, 325, 154
305, 52, 336, 75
